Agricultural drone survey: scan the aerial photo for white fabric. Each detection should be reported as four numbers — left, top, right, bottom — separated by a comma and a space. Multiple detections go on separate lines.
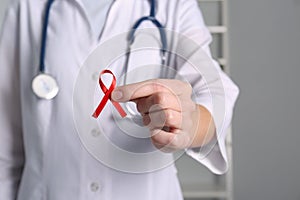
0, 0, 239, 199
81, 0, 113, 38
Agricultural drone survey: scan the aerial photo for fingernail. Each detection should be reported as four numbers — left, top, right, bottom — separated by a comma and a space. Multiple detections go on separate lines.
112, 90, 123, 100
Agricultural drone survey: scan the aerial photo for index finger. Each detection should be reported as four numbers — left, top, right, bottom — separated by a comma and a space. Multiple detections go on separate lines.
111, 79, 186, 102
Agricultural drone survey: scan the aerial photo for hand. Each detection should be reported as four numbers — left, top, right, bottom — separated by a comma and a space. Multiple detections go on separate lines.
112, 79, 215, 152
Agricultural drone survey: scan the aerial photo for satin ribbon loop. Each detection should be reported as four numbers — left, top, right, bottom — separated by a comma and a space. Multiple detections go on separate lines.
92, 70, 127, 118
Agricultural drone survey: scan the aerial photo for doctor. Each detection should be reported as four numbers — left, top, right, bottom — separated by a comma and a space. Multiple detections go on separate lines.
0, 0, 239, 200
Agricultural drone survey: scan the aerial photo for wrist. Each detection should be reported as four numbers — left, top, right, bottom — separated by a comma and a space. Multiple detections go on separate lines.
189, 105, 216, 148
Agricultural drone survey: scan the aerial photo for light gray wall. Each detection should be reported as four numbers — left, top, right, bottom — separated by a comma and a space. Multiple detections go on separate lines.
0, 0, 9, 26
229, 0, 300, 199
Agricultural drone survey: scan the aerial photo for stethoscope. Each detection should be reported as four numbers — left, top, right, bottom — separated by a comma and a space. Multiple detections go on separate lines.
32, 0, 168, 100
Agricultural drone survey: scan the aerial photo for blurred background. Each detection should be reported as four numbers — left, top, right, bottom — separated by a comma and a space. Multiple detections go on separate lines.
1, 0, 300, 199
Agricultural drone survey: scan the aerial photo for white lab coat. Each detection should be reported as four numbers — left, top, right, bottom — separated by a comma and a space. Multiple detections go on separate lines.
0, 0, 239, 200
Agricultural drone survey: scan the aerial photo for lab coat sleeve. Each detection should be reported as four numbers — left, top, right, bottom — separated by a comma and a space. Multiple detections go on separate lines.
175, 0, 239, 174
0, 1, 25, 199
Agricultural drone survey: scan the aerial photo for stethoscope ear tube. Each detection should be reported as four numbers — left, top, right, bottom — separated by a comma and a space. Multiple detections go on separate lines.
128, 18, 167, 52
127, 0, 167, 61
39, 0, 55, 73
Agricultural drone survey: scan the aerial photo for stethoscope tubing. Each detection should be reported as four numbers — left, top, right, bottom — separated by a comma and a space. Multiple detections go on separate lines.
36, 0, 168, 104
39, 0, 167, 74
39, 0, 55, 73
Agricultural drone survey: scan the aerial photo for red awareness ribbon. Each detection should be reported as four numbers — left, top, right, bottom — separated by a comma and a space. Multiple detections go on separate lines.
92, 70, 127, 118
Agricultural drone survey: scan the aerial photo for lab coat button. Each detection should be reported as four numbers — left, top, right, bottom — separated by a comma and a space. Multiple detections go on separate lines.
92, 72, 99, 81
90, 182, 100, 192
91, 129, 101, 137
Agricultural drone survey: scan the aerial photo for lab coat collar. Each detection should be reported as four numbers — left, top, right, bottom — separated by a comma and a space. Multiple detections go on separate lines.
72, 0, 117, 41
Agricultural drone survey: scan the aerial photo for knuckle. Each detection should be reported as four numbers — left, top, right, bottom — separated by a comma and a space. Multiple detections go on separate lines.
164, 110, 173, 121
151, 79, 161, 93
183, 81, 193, 93
154, 93, 166, 105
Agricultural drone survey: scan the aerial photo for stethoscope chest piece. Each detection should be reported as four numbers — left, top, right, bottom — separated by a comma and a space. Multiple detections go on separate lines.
32, 73, 59, 100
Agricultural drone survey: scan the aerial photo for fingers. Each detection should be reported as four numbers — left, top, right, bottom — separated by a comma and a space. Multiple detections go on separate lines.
111, 79, 191, 102
143, 109, 182, 130
109, 79, 195, 152
136, 92, 181, 114
150, 129, 178, 151
150, 129, 191, 151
